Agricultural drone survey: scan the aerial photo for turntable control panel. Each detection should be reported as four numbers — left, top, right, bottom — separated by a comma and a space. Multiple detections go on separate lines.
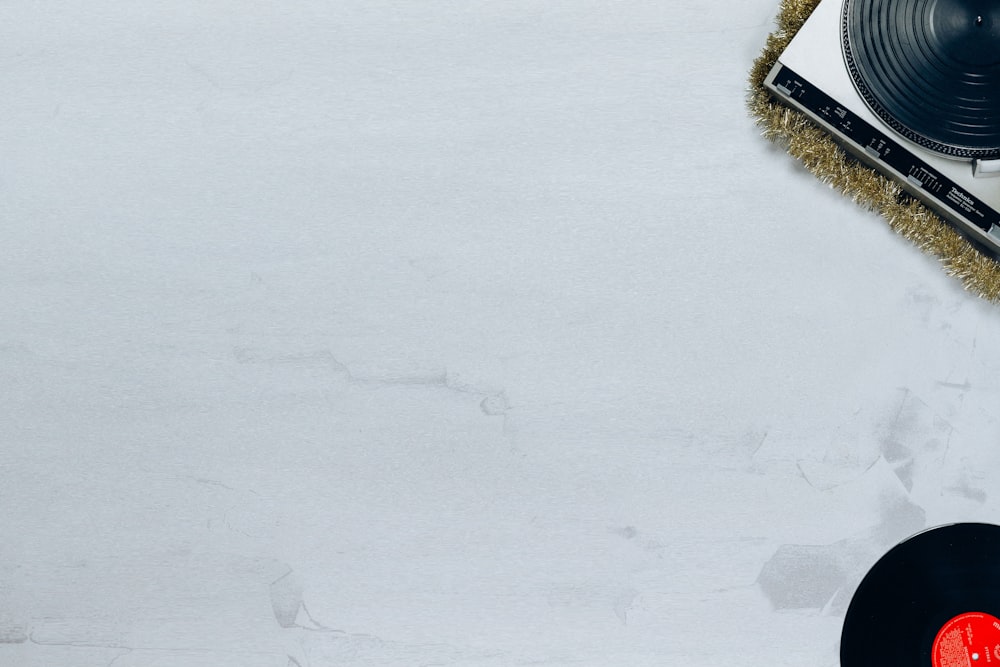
767, 63, 1000, 235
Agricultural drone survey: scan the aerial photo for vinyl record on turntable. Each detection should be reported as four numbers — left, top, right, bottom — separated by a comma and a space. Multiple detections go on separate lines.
841, 523, 1000, 667
842, 0, 1000, 159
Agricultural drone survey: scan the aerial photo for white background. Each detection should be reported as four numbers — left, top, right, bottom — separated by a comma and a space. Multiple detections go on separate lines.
3, 1, 1000, 665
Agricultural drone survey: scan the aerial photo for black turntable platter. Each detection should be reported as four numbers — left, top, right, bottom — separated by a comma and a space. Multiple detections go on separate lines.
843, 0, 1000, 159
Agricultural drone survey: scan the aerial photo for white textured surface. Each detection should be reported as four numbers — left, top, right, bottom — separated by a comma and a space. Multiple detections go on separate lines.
3, 2, 1000, 665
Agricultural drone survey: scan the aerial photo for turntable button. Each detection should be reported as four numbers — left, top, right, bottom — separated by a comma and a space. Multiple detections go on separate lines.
864, 145, 881, 159
973, 159, 1000, 178
907, 175, 924, 188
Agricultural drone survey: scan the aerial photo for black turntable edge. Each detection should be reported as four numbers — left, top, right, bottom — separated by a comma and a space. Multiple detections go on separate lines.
764, 62, 1000, 259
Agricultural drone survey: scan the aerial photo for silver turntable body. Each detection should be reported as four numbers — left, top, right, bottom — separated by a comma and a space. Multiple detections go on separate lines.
764, 0, 1000, 255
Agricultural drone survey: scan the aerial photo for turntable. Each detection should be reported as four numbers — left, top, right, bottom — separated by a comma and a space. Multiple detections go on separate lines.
764, 0, 1000, 256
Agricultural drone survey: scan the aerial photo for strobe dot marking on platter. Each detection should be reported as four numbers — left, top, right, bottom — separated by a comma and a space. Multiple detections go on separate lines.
840, 523, 1000, 667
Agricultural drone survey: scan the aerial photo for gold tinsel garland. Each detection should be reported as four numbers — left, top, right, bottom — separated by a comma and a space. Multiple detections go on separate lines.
748, 0, 1000, 301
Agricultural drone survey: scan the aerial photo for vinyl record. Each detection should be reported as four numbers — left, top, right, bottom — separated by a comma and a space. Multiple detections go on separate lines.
841, 523, 1000, 667
842, 0, 1000, 159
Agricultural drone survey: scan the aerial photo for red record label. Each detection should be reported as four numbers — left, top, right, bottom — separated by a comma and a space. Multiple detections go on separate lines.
932, 612, 1000, 667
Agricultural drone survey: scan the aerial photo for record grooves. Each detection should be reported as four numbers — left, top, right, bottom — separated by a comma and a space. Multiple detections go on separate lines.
841, 523, 1000, 667
843, 0, 1000, 159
